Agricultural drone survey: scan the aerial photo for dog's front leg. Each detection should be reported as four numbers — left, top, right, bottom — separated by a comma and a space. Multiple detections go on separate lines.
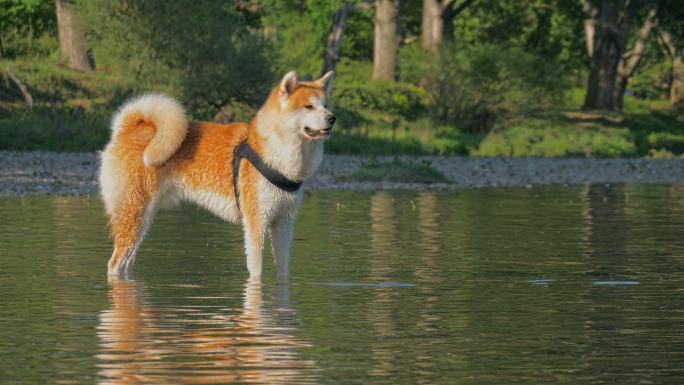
270, 216, 294, 282
242, 217, 266, 281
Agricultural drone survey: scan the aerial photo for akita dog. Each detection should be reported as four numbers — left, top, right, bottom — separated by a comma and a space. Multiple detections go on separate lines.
99, 71, 335, 281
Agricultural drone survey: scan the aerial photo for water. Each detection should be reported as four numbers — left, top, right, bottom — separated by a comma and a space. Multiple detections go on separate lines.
1, 185, 683, 384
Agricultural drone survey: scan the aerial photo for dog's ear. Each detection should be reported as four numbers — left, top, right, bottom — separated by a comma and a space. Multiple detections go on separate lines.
316, 71, 334, 87
280, 71, 298, 95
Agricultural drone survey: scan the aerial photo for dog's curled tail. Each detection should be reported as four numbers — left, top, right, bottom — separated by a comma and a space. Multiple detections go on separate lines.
111, 93, 188, 167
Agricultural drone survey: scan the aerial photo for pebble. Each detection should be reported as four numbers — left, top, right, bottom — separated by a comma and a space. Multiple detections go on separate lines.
2, 151, 684, 197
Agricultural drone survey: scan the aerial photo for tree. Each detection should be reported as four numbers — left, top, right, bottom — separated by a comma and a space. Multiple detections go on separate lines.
321, 2, 373, 77
583, 0, 648, 111
614, 8, 657, 110
660, 32, 684, 114
421, 0, 475, 50
373, 0, 400, 80
55, 0, 93, 71
0, 0, 56, 58
656, 0, 684, 114
79, 0, 273, 116
581, 0, 599, 57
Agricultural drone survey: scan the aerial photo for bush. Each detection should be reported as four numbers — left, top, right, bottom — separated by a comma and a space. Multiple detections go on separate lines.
335, 78, 428, 120
400, 44, 566, 132
0, 0, 56, 58
0, 108, 109, 152
79, 0, 275, 118
647, 132, 684, 154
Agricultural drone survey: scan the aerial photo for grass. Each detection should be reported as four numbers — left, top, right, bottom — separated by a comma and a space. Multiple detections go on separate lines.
2, 57, 684, 158
328, 96, 684, 158
327, 109, 482, 156
348, 157, 450, 184
0, 108, 109, 151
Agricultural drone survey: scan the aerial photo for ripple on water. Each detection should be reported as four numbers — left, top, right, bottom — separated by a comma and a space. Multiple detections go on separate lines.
1, 186, 684, 385
311, 282, 417, 288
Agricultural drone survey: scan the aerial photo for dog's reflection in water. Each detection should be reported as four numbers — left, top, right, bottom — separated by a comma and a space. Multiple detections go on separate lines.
97, 278, 319, 384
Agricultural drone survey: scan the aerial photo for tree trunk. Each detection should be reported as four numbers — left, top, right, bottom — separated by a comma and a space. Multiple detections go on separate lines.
322, 4, 354, 78
373, 0, 399, 81
527, 2, 554, 54
661, 32, 684, 114
443, 0, 475, 42
613, 9, 657, 110
583, 0, 642, 111
673, 54, 684, 114
56, 0, 93, 72
581, 0, 599, 57
7, 67, 34, 109
321, 2, 372, 99
422, 0, 441, 50
423, 0, 475, 49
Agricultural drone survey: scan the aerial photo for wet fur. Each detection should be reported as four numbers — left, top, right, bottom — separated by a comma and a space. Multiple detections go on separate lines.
100, 71, 334, 281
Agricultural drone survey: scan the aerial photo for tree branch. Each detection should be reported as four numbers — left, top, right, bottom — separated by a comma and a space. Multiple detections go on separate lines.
450, 0, 475, 18
618, 8, 657, 79
7, 67, 34, 109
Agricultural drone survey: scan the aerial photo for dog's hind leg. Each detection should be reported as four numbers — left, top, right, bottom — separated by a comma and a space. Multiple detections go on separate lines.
107, 193, 159, 277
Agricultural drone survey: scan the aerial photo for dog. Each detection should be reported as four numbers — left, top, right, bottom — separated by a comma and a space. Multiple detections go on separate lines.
99, 71, 335, 281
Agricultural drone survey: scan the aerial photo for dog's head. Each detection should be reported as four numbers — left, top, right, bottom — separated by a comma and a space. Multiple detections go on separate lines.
270, 71, 336, 141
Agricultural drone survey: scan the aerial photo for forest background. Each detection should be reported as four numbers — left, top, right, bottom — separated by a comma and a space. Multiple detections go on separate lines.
2, 0, 684, 158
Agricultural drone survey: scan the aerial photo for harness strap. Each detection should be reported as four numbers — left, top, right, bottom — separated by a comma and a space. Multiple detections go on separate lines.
233, 140, 303, 211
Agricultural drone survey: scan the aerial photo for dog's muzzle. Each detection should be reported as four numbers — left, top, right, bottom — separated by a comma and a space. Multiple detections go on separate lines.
304, 114, 335, 139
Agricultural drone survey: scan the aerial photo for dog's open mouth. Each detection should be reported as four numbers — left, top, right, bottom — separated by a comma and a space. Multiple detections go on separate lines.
304, 126, 332, 139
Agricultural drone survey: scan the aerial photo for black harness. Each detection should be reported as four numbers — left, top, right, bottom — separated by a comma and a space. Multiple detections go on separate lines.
233, 140, 303, 210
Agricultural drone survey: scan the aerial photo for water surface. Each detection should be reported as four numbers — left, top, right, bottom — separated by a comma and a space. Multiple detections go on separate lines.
1, 185, 683, 384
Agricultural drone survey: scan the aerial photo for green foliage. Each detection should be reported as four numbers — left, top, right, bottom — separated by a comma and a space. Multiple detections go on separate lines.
261, 0, 334, 76
646, 132, 684, 154
454, 0, 587, 68
325, 117, 478, 156
261, 0, 376, 75
325, 132, 425, 155
335, 79, 427, 120
474, 104, 684, 157
1, 57, 134, 111
349, 157, 449, 184
1, 0, 683, 161
79, 0, 275, 118
0, 108, 108, 151
0, 0, 57, 58
476, 120, 638, 157
401, 43, 566, 132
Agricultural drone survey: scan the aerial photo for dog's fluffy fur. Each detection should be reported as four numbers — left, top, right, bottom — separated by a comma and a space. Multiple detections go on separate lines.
99, 71, 335, 281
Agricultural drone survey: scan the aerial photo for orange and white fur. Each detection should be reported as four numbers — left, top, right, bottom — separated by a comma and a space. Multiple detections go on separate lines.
99, 71, 335, 281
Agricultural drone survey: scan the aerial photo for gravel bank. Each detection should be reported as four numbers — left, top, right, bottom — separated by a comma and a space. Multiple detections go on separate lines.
1, 150, 683, 196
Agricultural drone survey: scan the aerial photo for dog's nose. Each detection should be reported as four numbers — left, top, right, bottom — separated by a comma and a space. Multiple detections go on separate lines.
327, 115, 336, 125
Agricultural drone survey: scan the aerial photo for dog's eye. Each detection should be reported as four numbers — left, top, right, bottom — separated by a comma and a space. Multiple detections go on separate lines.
305, 105, 314, 110
324, 104, 328, 109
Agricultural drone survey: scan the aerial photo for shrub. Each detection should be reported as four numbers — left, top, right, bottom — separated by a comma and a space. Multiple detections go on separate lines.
79, 0, 275, 118
0, 108, 109, 151
400, 44, 566, 132
334, 78, 428, 120
647, 132, 684, 154
0, 0, 56, 58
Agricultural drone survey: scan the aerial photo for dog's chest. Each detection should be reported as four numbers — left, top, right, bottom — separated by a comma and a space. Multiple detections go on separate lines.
258, 179, 300, 220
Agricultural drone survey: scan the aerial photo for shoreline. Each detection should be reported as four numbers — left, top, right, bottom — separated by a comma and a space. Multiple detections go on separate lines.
1, 150, 683, 197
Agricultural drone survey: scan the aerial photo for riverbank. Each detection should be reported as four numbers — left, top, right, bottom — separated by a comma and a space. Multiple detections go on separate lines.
1, 150, 684, 196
